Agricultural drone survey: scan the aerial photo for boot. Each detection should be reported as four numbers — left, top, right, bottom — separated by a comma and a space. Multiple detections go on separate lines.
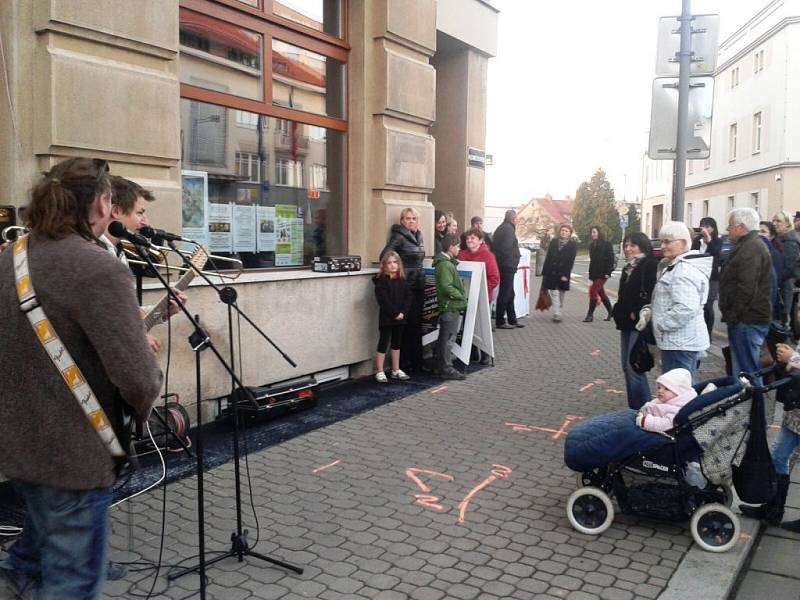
602, 297, 613, 321
782, 518, 800, 533
583, 301, 596, 322
739, 474, 790, 525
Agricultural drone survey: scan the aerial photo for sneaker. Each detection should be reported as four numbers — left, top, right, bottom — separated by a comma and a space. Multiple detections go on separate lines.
441, 369, 466, 381
107, 561, 128, 581
390, 369, 410, 381
513, 323, 525, 328
552, 314, 562, 322
375, 371, 388, 383
496, 323, 515, 330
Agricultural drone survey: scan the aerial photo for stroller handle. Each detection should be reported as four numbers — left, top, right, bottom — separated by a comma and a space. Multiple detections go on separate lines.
738, 364, 800, 393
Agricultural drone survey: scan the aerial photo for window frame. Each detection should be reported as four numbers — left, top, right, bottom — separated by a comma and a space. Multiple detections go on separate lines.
752, 111, 762, 154
179, 0, 350, 269
729, 122, 738, 162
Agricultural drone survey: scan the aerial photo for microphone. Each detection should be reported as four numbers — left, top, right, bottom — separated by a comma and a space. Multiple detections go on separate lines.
108, 221, 153, 247
139, 226, 193, 245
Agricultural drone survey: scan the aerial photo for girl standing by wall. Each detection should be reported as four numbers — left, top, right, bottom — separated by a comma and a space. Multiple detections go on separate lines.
373, 250, 412, 382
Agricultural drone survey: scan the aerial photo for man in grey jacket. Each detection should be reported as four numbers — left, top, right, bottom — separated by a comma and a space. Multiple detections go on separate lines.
720, 208, 773, 378
0, 158, 162, 599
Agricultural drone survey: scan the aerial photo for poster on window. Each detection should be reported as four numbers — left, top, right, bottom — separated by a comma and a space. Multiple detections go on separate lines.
275, 204, 303, 266
256, 206, 276, 251
232, 189, 256, 253
181, 170, 207, 245
207, 202, 232, 253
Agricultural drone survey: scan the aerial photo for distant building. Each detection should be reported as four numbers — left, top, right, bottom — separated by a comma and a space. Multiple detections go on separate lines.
515, 195, 575, 247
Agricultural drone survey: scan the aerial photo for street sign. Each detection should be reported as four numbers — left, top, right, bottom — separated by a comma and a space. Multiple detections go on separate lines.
648, 75, 714, 160
655, 14, 719, 76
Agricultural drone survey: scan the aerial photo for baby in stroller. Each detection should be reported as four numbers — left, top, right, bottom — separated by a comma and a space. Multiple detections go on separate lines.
636, 369, 697, 432
564, 373, 771, 552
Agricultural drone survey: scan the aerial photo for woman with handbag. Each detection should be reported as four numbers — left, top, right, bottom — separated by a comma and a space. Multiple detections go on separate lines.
739, 341, 800, 532
541, 224, 577, 322
584, 225, 616, 322
612, 232, 659, 409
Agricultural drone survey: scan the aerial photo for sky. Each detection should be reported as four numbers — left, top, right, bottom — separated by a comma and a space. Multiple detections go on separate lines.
485, 0, 763, 207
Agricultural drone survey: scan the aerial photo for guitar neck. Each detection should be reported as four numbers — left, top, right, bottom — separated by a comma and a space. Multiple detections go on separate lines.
142, 268, 196, 331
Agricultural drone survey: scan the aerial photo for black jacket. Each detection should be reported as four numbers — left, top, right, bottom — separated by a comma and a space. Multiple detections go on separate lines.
373, 274, 412, 326
381, 225, 425, 289
492, 221, 520, 270
612, 255, 659, 331
778, 230, 800, 281
691, 235, 723, 281
719, 230, 773, 325
542, 239, 577, 291
588, 239, 615, 280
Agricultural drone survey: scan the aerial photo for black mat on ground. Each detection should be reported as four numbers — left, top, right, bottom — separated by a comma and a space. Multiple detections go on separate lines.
0, 364, 487, 529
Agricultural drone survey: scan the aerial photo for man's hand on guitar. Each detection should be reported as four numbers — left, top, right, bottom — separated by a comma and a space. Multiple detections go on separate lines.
167, 289, 188, 318
147, 334, 161, 353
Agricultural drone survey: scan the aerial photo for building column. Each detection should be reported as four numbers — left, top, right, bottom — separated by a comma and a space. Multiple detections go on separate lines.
348, 0, 437, 262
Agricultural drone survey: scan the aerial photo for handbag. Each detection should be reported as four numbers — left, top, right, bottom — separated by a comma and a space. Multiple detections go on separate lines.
732, 393, 778, 504
535, 287, 552, 311
629, 334, 654, 374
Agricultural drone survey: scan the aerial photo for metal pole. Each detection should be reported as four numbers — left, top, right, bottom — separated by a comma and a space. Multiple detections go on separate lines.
672, 0, 692, 221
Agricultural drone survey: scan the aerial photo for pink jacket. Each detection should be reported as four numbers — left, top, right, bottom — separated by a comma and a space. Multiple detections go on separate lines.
636, 392, 696, 432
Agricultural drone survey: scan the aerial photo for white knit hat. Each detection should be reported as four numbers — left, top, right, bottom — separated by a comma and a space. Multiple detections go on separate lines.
656, 368, 694, 397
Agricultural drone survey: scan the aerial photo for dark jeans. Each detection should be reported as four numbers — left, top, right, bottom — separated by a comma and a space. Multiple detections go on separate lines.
620, 329, 651, 409
496, 267, 517, 326
703, 280, 719, 335
661, 349, 699, 380
727, 323, 769, 382
435, 311, 461, 374
0, 481, 112, 600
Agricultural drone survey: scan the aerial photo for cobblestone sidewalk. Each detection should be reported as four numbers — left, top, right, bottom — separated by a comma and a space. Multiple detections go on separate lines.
101, 288, 728, 600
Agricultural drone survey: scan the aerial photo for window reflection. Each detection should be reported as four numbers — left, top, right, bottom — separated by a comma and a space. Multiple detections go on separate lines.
179, 9, 263, 101
273, 0, 342, 37
272, 39, 344, 118
180, 99, 344, 268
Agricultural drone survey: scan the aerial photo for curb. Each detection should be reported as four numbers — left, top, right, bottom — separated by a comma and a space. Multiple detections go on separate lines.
660, 516, 761, 600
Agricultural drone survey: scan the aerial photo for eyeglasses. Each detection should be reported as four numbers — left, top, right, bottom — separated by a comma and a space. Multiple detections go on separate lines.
659, 239, 678, 245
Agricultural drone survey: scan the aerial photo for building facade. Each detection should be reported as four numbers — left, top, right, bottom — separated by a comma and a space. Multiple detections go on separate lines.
641, 0, 800, 234
0, 0, 498, 416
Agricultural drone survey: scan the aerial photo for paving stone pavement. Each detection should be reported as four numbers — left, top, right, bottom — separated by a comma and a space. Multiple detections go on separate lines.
100, 286, 732, 600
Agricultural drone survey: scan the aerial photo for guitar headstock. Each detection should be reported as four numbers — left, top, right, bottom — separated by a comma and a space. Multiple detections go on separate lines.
188, 246, 209, 271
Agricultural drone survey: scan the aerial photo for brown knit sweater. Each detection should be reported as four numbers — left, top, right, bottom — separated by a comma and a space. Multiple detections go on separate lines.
0, 234, 162, 490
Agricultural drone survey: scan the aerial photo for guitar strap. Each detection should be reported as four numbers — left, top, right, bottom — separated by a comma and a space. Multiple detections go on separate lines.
12, 235, 125, 458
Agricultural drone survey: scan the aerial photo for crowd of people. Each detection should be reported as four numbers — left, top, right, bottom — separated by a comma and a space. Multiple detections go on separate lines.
373, 208, 521, 382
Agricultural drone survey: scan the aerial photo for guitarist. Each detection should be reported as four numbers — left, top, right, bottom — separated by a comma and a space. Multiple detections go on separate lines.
103, 176, 187, 353
0, 158, 161, 599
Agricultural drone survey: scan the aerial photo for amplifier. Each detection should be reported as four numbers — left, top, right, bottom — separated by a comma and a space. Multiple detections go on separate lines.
312, 255, 362, 273
216, 376, 318, 424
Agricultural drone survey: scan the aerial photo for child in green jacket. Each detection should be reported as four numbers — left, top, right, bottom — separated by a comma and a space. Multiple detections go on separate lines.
433, 235, 467, 380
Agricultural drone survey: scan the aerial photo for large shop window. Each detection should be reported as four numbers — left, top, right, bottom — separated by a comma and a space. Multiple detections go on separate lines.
178, 1, 346, 270
181, 99, 344, 268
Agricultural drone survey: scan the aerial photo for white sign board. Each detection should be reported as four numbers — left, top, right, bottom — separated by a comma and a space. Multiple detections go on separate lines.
648, 75, 714, 160
514, 249, 531, 318
421, 259, 495, 364
655, 14, 720, 77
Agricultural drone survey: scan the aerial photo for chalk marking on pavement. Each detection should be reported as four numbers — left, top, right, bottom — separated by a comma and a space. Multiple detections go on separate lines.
591, 349, 601, 356
505, 416, 583, 440
579, 378, 607, 392
457, 464, 512, 524
606, 388, 625, 395
312, 459, 341, 474
405, 467, 455, 513
430, 385, 448, 394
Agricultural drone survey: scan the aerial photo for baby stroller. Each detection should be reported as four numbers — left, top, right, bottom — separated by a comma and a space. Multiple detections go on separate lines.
564, 368, 791, 552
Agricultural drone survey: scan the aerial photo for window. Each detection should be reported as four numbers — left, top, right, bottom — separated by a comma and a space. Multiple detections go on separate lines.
754, 49, 765, 73
753, 112, 762, 154
729, 123, 738, 161
688, 160, 694, 175
687, 203, 693, 225
751, 192, 760, 213
704, 158, 711, 170
727, 195, 735, 211
730, 66, 740, 89
703, 200, 709, 217
235, 151, 266, 183
179, 3, 347, 269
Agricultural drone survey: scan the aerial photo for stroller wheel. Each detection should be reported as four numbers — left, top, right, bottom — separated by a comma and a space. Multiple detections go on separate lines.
567, 487, 614, 535
576, 472, 591, 488
690, 503, 740, 553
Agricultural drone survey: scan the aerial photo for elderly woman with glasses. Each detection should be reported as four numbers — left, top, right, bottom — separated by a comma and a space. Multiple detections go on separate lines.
771, 210, 800, 326
637, 221, 712, 379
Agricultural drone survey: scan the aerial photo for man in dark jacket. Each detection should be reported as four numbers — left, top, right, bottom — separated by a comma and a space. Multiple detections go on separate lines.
493, 209, 523, 329
720, 208, 773, 378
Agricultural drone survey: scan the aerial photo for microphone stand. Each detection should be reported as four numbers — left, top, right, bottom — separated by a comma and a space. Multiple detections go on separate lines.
130, 243, 260, 600
164, 239, 303, 580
